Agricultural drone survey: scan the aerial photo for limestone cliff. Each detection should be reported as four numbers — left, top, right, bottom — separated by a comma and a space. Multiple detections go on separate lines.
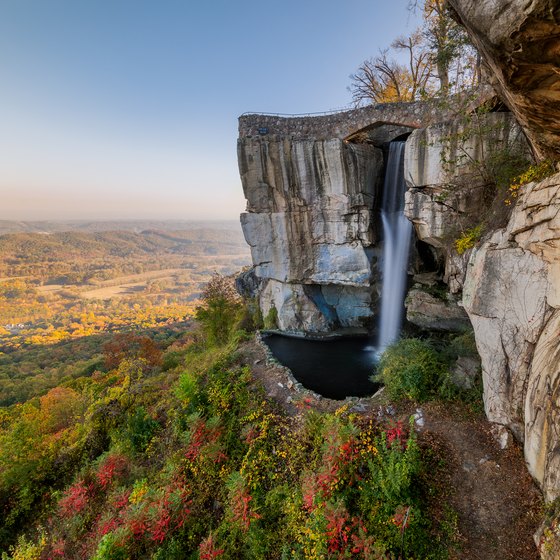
404, 112, 531, 289
238, 136, 382, 332
238, 77, 559, 555
238, 3, 560, 554
463, 172, 560, 500
401, 107, 560, 505
444, 1, 560, 531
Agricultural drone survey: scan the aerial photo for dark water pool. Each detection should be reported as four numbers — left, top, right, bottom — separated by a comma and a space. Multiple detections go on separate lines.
263, 334, 379, 400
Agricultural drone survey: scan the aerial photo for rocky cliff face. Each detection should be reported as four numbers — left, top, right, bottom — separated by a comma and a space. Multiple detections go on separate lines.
238, 136, 383, 332
238, 87, 559, 553
238, 4, 560, 554
463, 172, 560, 500
402, 112, 531, 328
402, 108, 560, 503
443, 0, 560, 526
448, 0, 560, 161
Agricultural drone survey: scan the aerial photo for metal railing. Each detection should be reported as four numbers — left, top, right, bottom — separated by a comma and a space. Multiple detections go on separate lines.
240, 105, 356, 118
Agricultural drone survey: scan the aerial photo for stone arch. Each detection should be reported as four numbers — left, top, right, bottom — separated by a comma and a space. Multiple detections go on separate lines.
344, 120, 418, 146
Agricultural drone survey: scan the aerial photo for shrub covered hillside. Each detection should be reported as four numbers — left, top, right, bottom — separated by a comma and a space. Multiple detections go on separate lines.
1, 275, 455, 560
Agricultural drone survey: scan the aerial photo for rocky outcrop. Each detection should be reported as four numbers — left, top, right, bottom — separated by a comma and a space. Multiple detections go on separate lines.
403, 112, 531, 293
405, 288, 470, 332
463, 172, 560, 498
448, 0, 560, 160
238, 97, 505, 334
238, 136, 383, 332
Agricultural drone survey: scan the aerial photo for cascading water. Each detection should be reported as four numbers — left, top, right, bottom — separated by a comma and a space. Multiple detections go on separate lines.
376, 141, 412, 352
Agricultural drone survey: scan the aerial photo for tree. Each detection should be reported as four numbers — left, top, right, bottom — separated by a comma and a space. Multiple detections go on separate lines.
195, 274, 243, 345
414, 0, 480, 92
349, 0, 482, 106
349, 32, 433, 106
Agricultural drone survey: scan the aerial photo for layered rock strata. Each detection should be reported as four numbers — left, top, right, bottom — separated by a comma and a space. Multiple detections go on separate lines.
402, 112, 531, 328
238, 136, 382, 332
404, 112, 531, 255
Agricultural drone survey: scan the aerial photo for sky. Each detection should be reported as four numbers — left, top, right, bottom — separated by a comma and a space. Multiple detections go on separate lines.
0, 0, 421, 221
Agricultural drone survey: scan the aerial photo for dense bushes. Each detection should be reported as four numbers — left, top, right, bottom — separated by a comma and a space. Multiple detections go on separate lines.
376, 338, 449, 401
375, 333, 481, 403
0, 275, 459, 559
0, 328, 454, 559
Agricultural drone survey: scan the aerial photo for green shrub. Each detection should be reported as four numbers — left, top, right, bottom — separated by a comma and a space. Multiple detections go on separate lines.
238, 298, 263, 332
91, 531, 128, 560
375, 339, 448, 401
263, 306, 278, 330
117, 406, 160, 452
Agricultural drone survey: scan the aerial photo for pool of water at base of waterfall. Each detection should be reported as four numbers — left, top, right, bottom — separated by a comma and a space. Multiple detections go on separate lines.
263, 334, 379, 400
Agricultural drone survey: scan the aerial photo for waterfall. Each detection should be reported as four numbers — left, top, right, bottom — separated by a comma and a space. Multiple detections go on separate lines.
377, 141, 412, 352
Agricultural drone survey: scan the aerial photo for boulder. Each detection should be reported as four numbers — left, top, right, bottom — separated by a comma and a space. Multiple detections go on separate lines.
405, 288, 470, 332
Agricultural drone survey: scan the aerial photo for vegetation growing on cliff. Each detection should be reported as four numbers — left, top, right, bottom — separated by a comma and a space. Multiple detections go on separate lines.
0, 274, 458, 560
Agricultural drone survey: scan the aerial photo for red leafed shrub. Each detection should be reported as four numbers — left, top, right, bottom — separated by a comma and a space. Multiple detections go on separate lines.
325, 503, 351, 555
350, 525, 379, 558
96, 453, 129, 489
98, 516, 120, 536
185, 419, 224, 463
386, 421, 405, 446
58, 480, 91, 517
170, 483, 192, 529
150, 504, 172, 544
338, 438, 358, 464
50, 539, 66, 557
392, 505, 412, 529
199, 533, 224, 559
127, 510, 149, 539
185, 421, 207, 461
230, 480, 260, 532
316, 463, 340, 497
301, 472, 318, 511
112, 488, 132, 511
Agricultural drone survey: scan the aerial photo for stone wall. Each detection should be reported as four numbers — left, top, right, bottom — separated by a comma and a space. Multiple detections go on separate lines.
239, 89, 494, 141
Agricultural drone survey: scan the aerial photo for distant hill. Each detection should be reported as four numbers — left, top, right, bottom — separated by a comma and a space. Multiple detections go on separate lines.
0, 228, 249, 268
0, 219, 243, 235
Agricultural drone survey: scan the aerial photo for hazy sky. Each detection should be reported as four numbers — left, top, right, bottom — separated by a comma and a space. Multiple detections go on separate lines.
0, 0, 420, 221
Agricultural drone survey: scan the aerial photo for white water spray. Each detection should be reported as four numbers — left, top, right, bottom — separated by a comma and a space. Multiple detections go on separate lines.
376, 141, 412, 353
